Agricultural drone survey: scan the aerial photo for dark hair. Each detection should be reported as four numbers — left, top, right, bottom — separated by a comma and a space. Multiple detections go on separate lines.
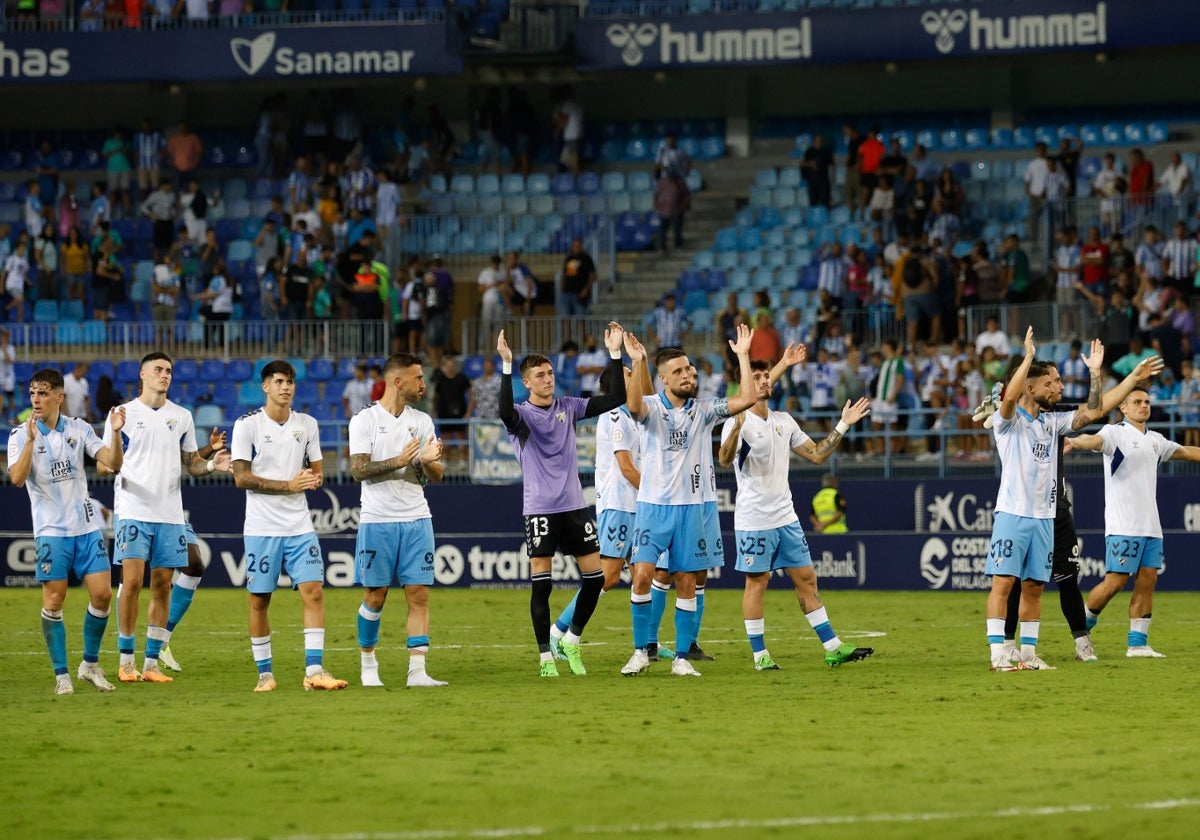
141, 351, 173, 368
383, 353, 423, 375
733, 359, 772, 383
559, 340, 579, 354
1126, 385, 1150, 398
261, 360, 296, 382
1070, 339, 1082, 351
30, 368, 64, 390
520, 353, 551, 375
655, 347, 687, 369
368, 364, 382, 376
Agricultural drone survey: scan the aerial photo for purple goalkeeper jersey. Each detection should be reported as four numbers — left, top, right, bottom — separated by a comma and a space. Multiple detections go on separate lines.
508, 396, 590, 515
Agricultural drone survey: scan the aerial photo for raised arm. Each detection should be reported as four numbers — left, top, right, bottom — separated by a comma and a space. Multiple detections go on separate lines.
1000, 326, 1036, 421
724, 323, 758, 416
1100, 354, 1165, 415
768, 342, 807, 389
626, 332, 650, 421
794, 398, 871, 464
496, 329, 520, 431
583, 322, 627, 418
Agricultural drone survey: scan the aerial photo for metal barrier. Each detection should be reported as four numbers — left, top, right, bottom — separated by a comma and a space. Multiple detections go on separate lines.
962, 301, 1093, 344
1042, 194, 1183, 265
6, 319, 390, 362
460, 315, 616, 356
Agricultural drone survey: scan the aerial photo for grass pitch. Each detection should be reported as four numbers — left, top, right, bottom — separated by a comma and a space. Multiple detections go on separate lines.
1, 587, 1198, 840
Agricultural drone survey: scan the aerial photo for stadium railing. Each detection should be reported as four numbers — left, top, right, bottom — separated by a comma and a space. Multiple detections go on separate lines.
1040, 194, 1188, 265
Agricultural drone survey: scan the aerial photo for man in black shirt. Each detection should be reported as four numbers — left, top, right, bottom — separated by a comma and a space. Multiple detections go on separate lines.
431, 357, 473, 463
801, 134, 833, 208
559, 238, 595, 317
281, 248, 313, 354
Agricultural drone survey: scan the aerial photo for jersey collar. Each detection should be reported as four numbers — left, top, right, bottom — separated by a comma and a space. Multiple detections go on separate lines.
658, 391, 693, 411
36, 415, 66, 435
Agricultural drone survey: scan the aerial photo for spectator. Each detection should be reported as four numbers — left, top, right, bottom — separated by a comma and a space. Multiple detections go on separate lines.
1051, 225, 1082, 330
654, 134, 691, 253
1093, 152, 1125, 233
1079, 225, 1110, 297
179, 178, 215, 244
575, 334, 607, 398
95, 375, 122, 419
350, 259, 386, 335
800, 134, 833, 208
79, 0, 104, 30
867, 175, 895, 231
260, 256, 281, 323
63, 362, 91, 421
33, 227, 58, 303
879, 139, 907, 183
254, 217, 285, 275
749, 311, 782, 366
175, 0, 211, 23
715, 291, 745, 346
505, 250, 537, 316
1135, 225, 1165, 290
1162, 220, 1196, 295
337, 228, 374, 318
1176, 359, 1200, 448
559, 237, 596, 316
311, 273, 333, 322
552, 340, 581, 397
427, 105, 457, 177
1159, 151, 1192, 213
91, 239, 123, 322
910, 144, 939, 185
195, 260, 233, 348
552, 85, 584, 177
1111, 336, 1156, 377
472, 357, 502, 421
1024, 141, 1051, 210
375, 168, 401, 273
901, 245, 941, 347
141, 179, 177, 259
149, 254, 179, 323
368, 364, 385, 402
476, 253, 506, 350
870, 338, 909, 455
166, 121, 203, 189
345, 156, 376, 218
1044, 157, 1069, 204
1169, 295, 1195, 360
134, 119, 163, 201
2, 241, 31, 323
280, 247, 313, 351
1000, 234, 1032, 305
648, 292, 689, 351
902, 180, 931, 237
934, 168, 964, 218
399, 264, 425, 354
286, 155, 313, 214
101, 126, 133, 217
341, 363, 372, 420
974, 315, 1010, 359
1056, 136, 1084, 197
424, 257, 454, 368
60, 227, 89, 303
696, 357, 723, 401
33, 140, 60, 215
857, 127, 885, 217
1128, 147, 1155, 206
476, 87, 505, 176
432, 358, 473, 463
22, 180, 44, 241
506, 86, 537, 178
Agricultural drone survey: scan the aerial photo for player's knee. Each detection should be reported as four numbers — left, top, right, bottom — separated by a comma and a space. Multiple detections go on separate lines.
405, 585, 429, 609
42, 591, 66, 612
92, 589, 113, 611
363, 588, 388, 611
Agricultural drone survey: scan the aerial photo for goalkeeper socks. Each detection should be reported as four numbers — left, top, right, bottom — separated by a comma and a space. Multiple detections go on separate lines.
531, 573, 553, 652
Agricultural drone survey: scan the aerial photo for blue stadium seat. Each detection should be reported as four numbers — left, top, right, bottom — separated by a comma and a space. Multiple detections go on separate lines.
33, 301, 58, 322
450, 174, 474, 194
526, 173, 551, 194
82, 321, 106, 345
1147, 121, 1169, 143
501, 174, 525, 195
1124, 123, 1146, 144
477, 174, 500, 195
625, 139, 651, 161
577, 172, 601, 195
56, 323, 82, 345
1079, 124, 1102, 146
628, 171, 653, 193
194, 404, 225, 429
199, 359, 226, 381
1012, 127, 1035, 148
550, 173, 575, 196
1101, 123, 1124, 145
714, 228, 739, 252
963, 127, 987, 150
738, 228, 762, 251
601, 171, 626, 193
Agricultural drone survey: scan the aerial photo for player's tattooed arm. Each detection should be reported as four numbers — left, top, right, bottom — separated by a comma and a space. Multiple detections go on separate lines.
1086, 369, 1102, 411
183, 447, 231, 477
232, 460, 320, 493
349, 438, 420, 481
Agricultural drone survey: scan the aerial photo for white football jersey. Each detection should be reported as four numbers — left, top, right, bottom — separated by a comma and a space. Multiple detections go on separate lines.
722, 410, 810, 531
8, 417, 105, 537
1098, 422, 1179, 538
992, 406, 1074, 519
348, 403, 435, 523
230, 408, 322, 537
594, 407, 640, 515
108, 398, 197, 524
635, 393, 727, 507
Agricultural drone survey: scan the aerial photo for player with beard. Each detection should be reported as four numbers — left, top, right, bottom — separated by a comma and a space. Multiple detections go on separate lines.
985, 351, 1163, 664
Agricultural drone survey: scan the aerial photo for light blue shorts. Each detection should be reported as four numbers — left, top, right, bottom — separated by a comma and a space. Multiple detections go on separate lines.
185, 522, 197, 546
734, 523, 812, 574
631, 502, 717, 574
244, 533, 325, 594
355, 520, 435, 588
34, 533, 110, 582
114, 518, 188, 569
1105, 535, 1163, 575
987, 511, 1053, 582
597, 509, 636, 560
702, 501, 725, 569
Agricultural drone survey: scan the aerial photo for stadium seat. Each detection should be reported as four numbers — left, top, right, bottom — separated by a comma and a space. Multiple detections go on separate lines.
1124, 123, 1147, 144
199, 359, 226, 381
577, 172, 601, 195
56, 323, 82, 345
450, 174, 474, 194
33, 301, 58, 322
477, 174, 500, 195
1147, 120, 1169, 143
60, 300, 84, 323
500, 174, 525, 195
82, 321, 106, 345
628, 171, 653, 193
754, 168, 779, 189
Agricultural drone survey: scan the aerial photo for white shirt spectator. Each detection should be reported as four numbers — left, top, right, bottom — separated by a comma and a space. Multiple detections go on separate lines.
975, 328, 1010, 358
1044, 168, 1069, 201
375, 180, 401, 226
1024, 156, 1050, 198
557, 100, 584, 142
650, 304, 689, 348
184, 0, 209, 19
3, 253, 30, 296
1159, 161, 1192, 197
477, 265, 504, 308
63, 372, 90, 419
1054, 241, 1081, 289
342, 377, 373, 415
575, 347, 607, 395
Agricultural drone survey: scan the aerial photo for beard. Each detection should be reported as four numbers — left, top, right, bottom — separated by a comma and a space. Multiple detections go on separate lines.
670, 382, 698, 399
1033, 394, 1055, 410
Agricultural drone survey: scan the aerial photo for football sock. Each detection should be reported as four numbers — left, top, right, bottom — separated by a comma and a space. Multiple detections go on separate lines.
745, 617, 766, 658
648, 579, 670, 645
568, 569, 605, 635
1129, 615, 1151, 647
986, 617, 1005, 657
1003, 585, 1020, 640
303, 628, 325, 676
164, 573, 202, 640
407, 635, 430, 674
41, 608, 67, 676
805, 606, 841, 652
118, 632, 136, 667
357, 601, 382, 650
1019, 620, 1040, 659
531, 572, 553, 652
144, 625, 167, 666
553, 592, 577, 637
1054, 573, 1088, 637
1084, 605, 1101, 630
630, 590, 651, 650
674, 597, 697, 659
693, 584, 706, 643
82, 604, 109, 664
251, 634, 272, 674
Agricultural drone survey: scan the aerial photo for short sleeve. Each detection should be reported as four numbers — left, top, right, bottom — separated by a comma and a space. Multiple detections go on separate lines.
1097, 425, 1117, 456
719, 417, 738, 445
612, 413, 633, 454
305, 416, 323, 463
787, 415, 811, 449
82, 421, 104, 459
7, 427, 24, 464
1050, 411, 1075, 437
230, 417, 254, 463
179, 411, 198, 453
1153, 431, 1181, 462
634, 396, 661, 426
992, 412, 1015, 435
420, 412, 437, 444
347, 412, 372, 457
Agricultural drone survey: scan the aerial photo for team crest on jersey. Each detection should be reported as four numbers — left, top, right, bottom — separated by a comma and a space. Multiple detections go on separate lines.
263, 434, 273, 443
408, 427, 418, 437
774, 425, 784, 436
556, 412, 567, 423
166, 419, 178, 431
292, 430, 302, 442
66, 436, 77, 448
